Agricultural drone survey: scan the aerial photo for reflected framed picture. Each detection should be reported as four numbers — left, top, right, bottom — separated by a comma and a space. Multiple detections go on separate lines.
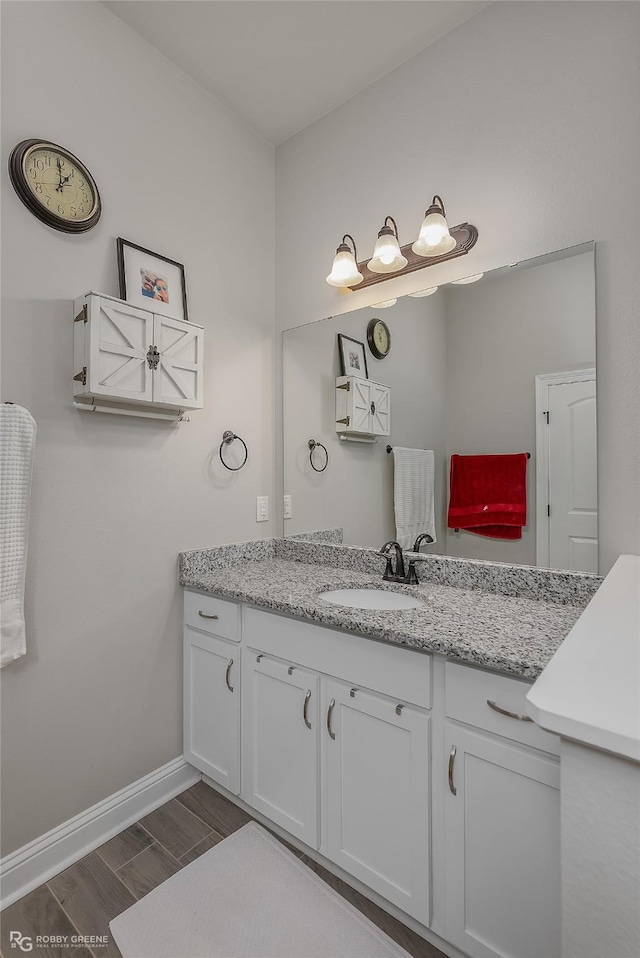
116, 237, 189, 322
337, 333, 369, 379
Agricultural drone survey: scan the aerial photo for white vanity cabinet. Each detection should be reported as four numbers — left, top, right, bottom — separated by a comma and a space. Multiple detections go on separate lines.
242, 652, 320, 848
183, 594, 241, 794
323, 679, 431, 925
335, 376, 391, 437
443, 663, 561, 958
73, 292, 204, 412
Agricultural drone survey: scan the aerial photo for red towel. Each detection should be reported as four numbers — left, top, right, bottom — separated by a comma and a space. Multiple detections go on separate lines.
447, 453, 528, 540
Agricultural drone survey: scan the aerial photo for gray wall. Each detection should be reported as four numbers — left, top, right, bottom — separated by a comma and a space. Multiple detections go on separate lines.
283, 295, 447, 548
444, 250, 595, 564
276, 0, 640, 573
1, 1, 275, 855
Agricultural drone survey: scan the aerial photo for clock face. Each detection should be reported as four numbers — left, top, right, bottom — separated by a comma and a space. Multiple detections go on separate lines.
9, 139, 101, 233
367, 318, 391, 360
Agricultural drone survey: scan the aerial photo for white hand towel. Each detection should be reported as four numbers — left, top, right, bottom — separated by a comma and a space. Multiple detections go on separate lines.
1, 404, 36, 668
392, 447, 436, 550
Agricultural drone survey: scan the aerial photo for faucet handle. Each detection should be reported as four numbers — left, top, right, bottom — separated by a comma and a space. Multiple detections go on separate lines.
382, 557, 395, 581
406, 560, 419, 585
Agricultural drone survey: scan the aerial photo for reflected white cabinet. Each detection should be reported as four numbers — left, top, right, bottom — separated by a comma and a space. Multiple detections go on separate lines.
335, 376, 391, 437
184, 627, 240, 794
322, 679, 431, 926
73, 292, 204, 412
242, 653, 319, 848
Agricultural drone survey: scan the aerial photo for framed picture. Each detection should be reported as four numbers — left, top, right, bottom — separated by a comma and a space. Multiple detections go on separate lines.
116, 238, 189, 322
337, 334, 369, 379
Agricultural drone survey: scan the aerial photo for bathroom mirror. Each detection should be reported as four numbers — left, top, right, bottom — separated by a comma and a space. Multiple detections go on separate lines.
282, 242, 597, 573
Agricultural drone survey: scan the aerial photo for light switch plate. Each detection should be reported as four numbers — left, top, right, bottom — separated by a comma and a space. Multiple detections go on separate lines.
283, 495, 292, 519
256, 496, 269, 522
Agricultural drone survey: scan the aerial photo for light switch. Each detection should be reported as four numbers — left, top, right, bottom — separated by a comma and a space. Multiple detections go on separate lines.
256, 496, 269, 522
283, 495, 292, 519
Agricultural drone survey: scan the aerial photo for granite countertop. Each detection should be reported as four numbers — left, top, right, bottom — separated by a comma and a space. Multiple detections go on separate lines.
180, 544, 595, 679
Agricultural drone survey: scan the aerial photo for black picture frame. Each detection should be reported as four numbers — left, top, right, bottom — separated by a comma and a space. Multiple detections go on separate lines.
116, 237, 189, 323
337, 333, 369, 379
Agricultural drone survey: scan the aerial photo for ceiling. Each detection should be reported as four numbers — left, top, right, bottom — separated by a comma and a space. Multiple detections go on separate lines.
103, 1, 490, 145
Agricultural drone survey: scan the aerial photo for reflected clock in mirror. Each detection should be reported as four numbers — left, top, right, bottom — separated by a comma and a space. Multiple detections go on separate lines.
282, 243, 597, 574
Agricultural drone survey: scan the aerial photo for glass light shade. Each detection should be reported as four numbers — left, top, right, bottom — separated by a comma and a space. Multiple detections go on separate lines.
326, 249, 363, 287
367, 233, 408, 274
451, 272, 484, 285
411, 233, 457, 258
373, 298, 397, 308
417, 209, 449, 246
408, 286, 439, 298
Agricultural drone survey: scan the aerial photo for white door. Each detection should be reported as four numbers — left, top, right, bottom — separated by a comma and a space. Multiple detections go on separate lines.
371, 382, 391, 436
88, 298, 154, 403
322, 680, 430, 925
548, 378, 597, 572
183, 628, 240, 794
444, 724, 560, 958
153, 315, 204, 409
242, 654, 319, 848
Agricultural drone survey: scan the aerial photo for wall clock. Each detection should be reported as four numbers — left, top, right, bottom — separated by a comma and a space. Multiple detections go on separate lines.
8, 138, 101, 233
367, 318, 391, 360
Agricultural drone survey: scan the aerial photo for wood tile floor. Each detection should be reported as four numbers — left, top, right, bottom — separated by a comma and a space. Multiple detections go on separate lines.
1, 781, 445, 958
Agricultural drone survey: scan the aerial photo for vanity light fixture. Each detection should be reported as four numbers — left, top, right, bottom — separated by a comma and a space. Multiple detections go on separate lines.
326, 234, 363, 288
408, 286, 439, 298
451, 272, 484, 285
326, 196, 478, 291
412, 196, 456, 257
367, 217, 408, 274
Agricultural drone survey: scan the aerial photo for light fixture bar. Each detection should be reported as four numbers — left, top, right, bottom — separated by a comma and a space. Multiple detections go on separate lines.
354, 222, 478, 290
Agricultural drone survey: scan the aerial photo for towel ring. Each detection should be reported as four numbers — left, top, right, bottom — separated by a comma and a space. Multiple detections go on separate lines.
219, 430, 248, 471
308, 439, 328, 473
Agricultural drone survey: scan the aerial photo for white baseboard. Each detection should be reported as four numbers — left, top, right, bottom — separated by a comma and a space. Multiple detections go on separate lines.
1, 757, 201, 910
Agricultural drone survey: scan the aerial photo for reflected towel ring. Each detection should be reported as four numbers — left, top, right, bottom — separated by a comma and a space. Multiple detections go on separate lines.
219, 430, 248, 471
308, 439, 328, 473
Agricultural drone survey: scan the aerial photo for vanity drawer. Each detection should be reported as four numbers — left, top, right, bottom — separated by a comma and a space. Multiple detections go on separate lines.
445, 661, 559, 755
243, 606, 431, 709
184, 590, 241, 643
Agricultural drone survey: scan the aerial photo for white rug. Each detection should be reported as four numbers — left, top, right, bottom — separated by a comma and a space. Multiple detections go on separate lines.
110, 822, 412, 958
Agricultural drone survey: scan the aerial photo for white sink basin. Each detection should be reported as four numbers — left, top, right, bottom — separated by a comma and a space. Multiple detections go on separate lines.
318, 588, 425, 611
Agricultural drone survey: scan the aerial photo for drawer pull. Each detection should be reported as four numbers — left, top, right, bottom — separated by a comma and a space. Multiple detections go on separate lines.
327, 699, 336, 740
487, 699, 533, 723
288, 665, 296, 675
303, 690, 312, 729
448, 745, 457, 795
225, 659, 234, 692
395, 704, 404, 715
198, 611, 219, 620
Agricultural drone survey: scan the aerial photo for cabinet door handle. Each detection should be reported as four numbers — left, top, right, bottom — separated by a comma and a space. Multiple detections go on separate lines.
198, 611, 219, 620
303, 690, 312, 729
487, 699, 533, 722
225, 658, 234, 692
448, 745, 457, 795
327, 699, 336, 740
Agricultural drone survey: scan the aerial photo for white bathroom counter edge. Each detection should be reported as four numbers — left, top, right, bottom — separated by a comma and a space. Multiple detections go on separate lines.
527, 554, 640, 762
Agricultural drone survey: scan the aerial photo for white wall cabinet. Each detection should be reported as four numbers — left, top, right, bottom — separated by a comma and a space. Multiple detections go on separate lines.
183, 626, 240, 794
242, 653, 319, 848
322, 679, 430, 925
73, 292, 204, 412
335, 376, 391, 437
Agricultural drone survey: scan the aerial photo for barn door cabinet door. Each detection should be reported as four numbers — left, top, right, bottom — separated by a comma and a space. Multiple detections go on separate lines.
444, 723, 561, 958
321, 678, 430, 926
183, 627, 240, 794
73, 293, 204, 410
